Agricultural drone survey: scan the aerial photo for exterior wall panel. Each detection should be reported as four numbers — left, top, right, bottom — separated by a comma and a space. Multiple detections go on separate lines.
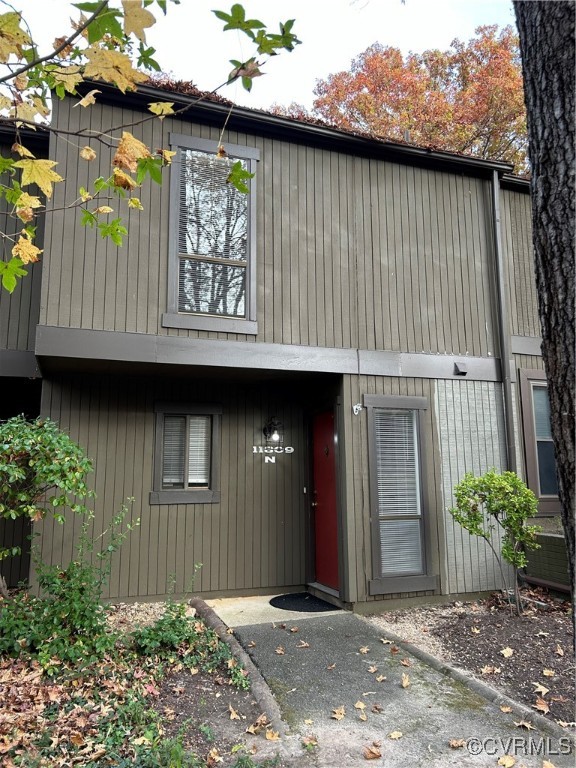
41, 99, 500, 360
501, 189, 539, 338
36, 373, 308, 600
435, 379, 513, 594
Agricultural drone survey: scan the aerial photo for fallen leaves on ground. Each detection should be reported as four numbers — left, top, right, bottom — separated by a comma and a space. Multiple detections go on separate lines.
514, 720, 535, 730
500, 705, 513, 713
331, 706, 346, 721
388, 730, 402, 739
500, 647, 514, 658
448, 738, 466, 748
363, 743, 382, 759
400, 673, 410, 688
265, 728, 280, 741
497, 755, 515, 767
532, 696, 550, 714
359, 646, 370, 654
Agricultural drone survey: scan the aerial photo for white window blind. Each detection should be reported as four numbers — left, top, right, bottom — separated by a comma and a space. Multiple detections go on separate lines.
373, 408, 424, 576
178, 149, 248, 317
531, 385, 558, 496
162, 414, 211, 489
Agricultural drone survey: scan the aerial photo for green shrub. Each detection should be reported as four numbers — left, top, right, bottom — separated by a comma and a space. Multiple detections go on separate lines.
131, 603, 249, 688
0, 415, 94, 562
450, 469, 542, 612
0, 502, 137, 667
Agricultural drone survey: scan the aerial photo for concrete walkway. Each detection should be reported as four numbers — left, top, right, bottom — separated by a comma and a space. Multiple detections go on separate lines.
204, 595, 574, 768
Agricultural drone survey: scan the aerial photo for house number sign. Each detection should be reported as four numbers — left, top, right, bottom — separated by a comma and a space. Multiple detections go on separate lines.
252, 446, 294, 464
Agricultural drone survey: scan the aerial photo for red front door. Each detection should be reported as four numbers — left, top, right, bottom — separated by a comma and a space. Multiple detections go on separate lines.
312, 411, 339, 590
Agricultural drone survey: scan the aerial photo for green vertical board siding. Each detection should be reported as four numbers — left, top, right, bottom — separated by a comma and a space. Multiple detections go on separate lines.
38, 374, 309, 600
339, 375, 442, 604
42, 99, 504, 359
501, 189, 539, 337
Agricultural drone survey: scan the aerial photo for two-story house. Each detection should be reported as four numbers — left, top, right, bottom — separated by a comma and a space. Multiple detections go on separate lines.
0, 80, 562, 609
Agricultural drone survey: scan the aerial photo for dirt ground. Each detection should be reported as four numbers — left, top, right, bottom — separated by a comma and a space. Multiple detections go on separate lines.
368, 587, 575, 725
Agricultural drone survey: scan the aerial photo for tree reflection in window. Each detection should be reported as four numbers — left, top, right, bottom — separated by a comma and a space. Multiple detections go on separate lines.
178, 149, 248, 317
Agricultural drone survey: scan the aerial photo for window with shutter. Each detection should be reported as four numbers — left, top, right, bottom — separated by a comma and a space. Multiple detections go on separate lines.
151, 404, 222, 504
163, 135, 259, 334
365, 394, 437, 595
519, 370, 559, 513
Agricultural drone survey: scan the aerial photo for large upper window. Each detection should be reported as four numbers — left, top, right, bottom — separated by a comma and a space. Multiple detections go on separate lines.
365, 395, 437, 595
150, 403, 221, 505
519, 370, 559, 514
162, 134, 259, 334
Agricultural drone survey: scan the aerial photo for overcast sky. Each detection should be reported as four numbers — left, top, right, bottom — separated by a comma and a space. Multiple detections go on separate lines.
11, 0, 517, 110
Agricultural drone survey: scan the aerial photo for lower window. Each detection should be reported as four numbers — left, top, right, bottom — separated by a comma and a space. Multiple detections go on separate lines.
150, 403, 221, 504
365, 394, 437, 595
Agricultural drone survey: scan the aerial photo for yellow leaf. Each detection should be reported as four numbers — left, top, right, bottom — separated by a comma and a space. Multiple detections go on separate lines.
514, 720, 535, 730
354, 701, 366, 710
497, 756, 515, 767
275, 646, 285, 655
555, 644, 564, 657
471, 626, 480, 634
327, 663, 336, 670
149, 101, 175, 117
84, 46, 148, 93
296, 640, 310, 648
93, 206, 113, 215
532, 696, 550, 714
122, 0, 155, 42
359, 711, 367, 721
14, 73, 27, 90
74, 89, 101, 108
12, 235, 42, 264
265, 729, 280, 741
363, 744, 381, 759
368, 665, 378, 673
543, 669, 555, 677
112, 168, 138, 190
79, 146, 97, 162
228, 704, 241, 720
133, 736, 151, 746
51, 65, 83, 94
388, 730, 402, 740
0, 12, 31, 63
448, 739, 466, 748
401, 673, 410, 688
10, 101, 41, 125
400, 658, 411, 667
16, 192, 41, 209
206, 747, 223, 764
11, 143, 35, 158
157, 148, 176, 166
304, 718, 313, 725
331, 706, 345, 721
532, 682, 549, 697
375, 675, 386, 682
359, 646, 369, 654
128, 197, 144, 210
113, 131, 150, 173
500, 705, 513, 713
16, 206, 33, 223
13, 158, 63, 198
380, 638, 392, 644
500, 647, 514, 658
543, 761, 557, 768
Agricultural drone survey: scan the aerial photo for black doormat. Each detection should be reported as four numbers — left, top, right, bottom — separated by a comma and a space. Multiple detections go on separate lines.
269, 592, 339, 613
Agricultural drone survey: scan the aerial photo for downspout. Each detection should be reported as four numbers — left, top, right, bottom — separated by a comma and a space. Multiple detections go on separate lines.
491, 170, 517, 472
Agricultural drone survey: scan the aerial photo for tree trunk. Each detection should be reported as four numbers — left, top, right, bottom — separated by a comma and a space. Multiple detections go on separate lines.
513, 1, 575, 627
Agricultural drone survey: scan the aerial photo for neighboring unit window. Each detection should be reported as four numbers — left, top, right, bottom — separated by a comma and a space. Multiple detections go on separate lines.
519, 370, 559, 513
163, 134, 259, 334
151, 404, 221, 504
365, 395, 437, 595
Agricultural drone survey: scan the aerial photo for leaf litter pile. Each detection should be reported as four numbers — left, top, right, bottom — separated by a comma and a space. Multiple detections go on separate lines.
0, 601, 276, 767
369, 587, 574, 726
